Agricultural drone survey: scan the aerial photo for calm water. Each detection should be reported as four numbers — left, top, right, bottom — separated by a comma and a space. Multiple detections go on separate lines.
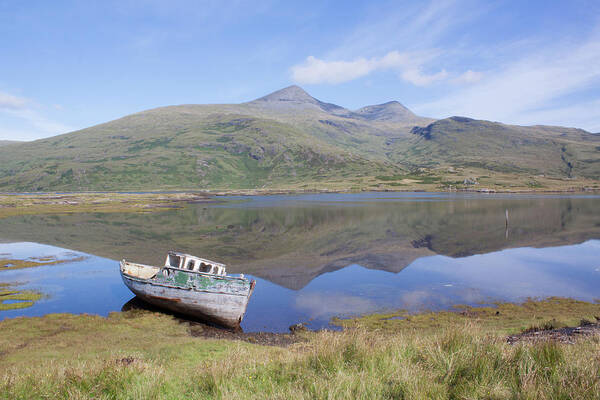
1, 192, 599, 332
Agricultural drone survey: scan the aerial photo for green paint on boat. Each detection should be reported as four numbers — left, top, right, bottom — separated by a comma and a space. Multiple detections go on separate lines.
194, 274, 212, 289
174, 271, 189, 286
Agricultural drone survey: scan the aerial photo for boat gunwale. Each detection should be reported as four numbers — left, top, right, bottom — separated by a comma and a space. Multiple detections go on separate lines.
120, 260, 250, 282
120, 273, 252, 297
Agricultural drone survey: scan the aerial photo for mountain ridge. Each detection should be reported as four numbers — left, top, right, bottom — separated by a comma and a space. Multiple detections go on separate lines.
0, 85, 598, 192
355, 101, 419, 123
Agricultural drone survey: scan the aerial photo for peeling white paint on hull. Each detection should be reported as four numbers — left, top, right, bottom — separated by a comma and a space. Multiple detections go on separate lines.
121, 275, 252, 329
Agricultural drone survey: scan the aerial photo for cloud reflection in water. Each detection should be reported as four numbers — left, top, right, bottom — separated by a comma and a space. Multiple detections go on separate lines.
282, 240, 600, 329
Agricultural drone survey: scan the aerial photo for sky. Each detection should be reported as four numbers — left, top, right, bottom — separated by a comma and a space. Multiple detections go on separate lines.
1, 0, 599, 141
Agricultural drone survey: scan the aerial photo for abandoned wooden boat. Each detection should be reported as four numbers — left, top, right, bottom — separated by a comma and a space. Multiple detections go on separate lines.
120, 251, 255, 329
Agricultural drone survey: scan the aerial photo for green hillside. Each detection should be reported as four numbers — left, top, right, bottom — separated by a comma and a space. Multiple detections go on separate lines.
0, 112, 400, 191
0, 140, 20, 147
405, 117, 600, 177
0, 86, 598, 192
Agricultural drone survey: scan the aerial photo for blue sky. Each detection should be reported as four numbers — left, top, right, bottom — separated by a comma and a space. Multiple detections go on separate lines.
1, 0, 599, 140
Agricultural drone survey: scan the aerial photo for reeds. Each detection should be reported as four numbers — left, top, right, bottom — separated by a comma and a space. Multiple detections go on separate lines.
1, 318, 599, 399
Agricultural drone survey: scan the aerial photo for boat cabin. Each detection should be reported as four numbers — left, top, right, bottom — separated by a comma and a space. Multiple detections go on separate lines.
165, 251, 226, 276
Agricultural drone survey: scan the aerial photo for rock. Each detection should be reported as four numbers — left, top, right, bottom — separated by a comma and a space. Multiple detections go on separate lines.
289, 323, 307, 333
463, 177, 478, 185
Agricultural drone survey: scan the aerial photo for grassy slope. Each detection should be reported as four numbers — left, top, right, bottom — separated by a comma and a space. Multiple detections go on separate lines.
0, 109, 402, 191
0, 140, 21, 147
405, 117, 600, 178
0, 92, 598, 192
1, 299, 599, 399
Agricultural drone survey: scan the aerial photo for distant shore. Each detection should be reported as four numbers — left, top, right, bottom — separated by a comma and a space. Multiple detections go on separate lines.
2, 184, 600, 197
1, 187, 599, 219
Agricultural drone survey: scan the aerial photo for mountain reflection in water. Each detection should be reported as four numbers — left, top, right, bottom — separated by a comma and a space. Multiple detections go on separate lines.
0, 193, 599, 332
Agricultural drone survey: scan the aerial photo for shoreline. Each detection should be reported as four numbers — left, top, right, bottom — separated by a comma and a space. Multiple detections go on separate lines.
2, 185, 600, 196
1, 188, 598, 220
2, 297, 600, 398
2, 296, 598, 339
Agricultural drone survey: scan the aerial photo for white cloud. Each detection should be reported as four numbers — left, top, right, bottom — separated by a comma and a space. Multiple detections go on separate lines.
522, 99, 600, 132
289, 1, 489, 88
453, 70, 483, 84
291, 50, 450, 86
414, 36, 600, 130
402, 68, 448, 86
288, 0, 600, 129
0, 91, 28, 110
291, 56, 374, 85
327, 0, 478, 59
12, 109, 72, 134
0, 91, 73, 140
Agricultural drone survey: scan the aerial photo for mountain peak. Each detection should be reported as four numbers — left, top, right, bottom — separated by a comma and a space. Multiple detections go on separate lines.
248, 85, 352, 116
253, 85, 317, 104
355, 101, 416, 122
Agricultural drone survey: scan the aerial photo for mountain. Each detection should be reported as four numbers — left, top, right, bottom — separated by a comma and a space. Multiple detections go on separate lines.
355, 101, 424, 123
406, 117, 600, 177
248, 85, 353, 117
0, 140, 20, 147
0, 86, 598, 192
248, 86, 433, 126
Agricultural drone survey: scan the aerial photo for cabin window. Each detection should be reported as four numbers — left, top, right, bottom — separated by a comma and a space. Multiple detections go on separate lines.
168, 255, 181, 268
186, 260, 195, 270
199, 262, 212, 273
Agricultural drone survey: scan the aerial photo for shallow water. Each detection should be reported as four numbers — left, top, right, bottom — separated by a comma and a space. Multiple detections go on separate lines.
0, 192, 599, 332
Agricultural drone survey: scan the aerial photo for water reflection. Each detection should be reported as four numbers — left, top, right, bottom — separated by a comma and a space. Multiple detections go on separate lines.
0, 193, 598, 290
0, 243, 130, 319
245, 240, 600, 331
1, 240, 598, 332
0, 193, 599, 332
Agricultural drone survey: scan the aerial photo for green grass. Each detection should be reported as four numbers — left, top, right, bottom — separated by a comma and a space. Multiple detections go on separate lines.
386, 182, 407, 186
333, 297, 600, 335
1, 300, 599, 399
0, 192, 213, 219
376, 174, 406, 181
0, 284, 42, 310
184, 329, 600, 399
0, 255, 86, 271
527, 179, 545, 188
376, 173, 443, 186
0, 291, 41, 310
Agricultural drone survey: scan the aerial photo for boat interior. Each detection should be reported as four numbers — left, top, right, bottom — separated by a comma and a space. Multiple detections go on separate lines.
120, 261, 160, 279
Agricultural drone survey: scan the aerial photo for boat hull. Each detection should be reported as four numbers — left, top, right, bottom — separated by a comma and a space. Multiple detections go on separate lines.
120, 267, 254, 329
